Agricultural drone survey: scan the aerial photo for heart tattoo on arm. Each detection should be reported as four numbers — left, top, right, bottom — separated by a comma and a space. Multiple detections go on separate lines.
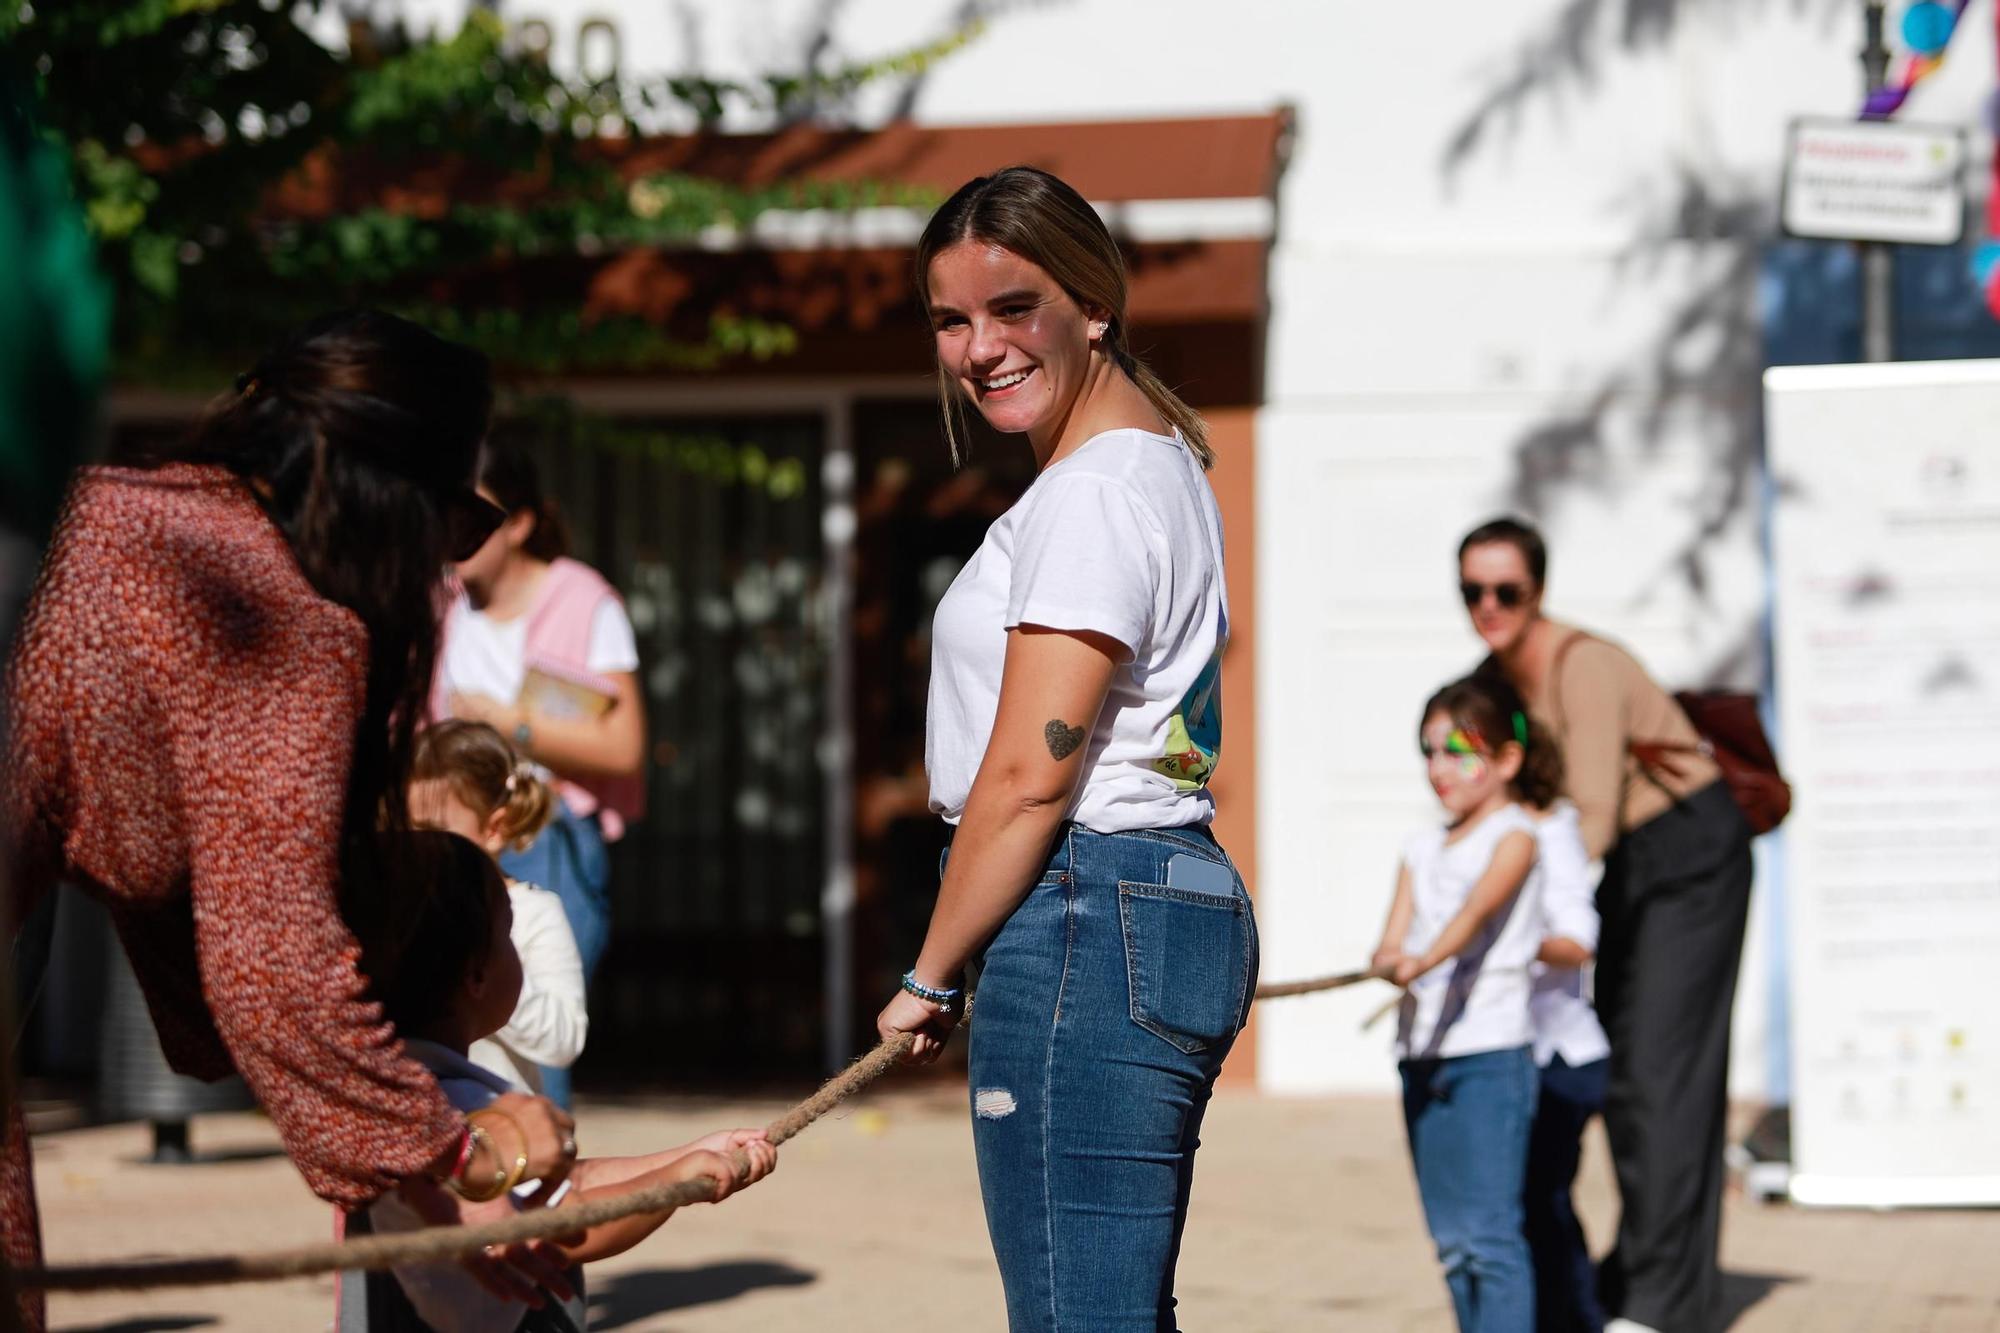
1044, 719, 1086, 761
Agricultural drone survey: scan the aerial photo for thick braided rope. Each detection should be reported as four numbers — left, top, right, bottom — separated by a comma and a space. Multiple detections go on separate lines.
15, 968, 1378, 1293
16, 1031, 920, 1293
1252, 968, 1377, 1000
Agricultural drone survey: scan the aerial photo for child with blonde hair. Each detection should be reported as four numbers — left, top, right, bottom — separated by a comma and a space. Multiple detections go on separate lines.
411, 719, 585, 1097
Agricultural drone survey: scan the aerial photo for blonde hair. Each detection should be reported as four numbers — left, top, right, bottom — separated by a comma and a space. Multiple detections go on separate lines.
913, 166, 1212, 470
411, 719, 556, 853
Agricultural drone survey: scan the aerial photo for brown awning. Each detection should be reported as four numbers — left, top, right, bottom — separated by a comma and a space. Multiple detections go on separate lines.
269, 112, 1293, 217
276, 114, 1290, 403
559, 235, 1268, 404
595, 113, 1293, 202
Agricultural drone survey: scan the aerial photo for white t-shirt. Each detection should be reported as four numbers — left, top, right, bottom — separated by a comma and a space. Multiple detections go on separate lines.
438, 595, 638, 706
1394, 803, 1545, 1061
1529, 803, 1611, 1068
469, 880, 588, 1095
926, 428, 1228, 833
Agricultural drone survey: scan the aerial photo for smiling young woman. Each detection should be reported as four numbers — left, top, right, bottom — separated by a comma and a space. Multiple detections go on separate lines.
875, 167, 1254, 1332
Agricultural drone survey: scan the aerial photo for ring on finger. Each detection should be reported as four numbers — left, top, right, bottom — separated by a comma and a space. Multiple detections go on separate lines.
560, 1135, 577, 1157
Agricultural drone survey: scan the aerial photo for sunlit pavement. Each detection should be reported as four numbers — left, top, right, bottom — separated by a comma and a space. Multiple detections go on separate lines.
34, 1086, 2000, 1332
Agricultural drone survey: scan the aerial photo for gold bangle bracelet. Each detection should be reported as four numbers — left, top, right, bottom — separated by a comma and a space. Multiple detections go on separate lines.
468, 1108, 531, 1194
448, 1123, 508, 1204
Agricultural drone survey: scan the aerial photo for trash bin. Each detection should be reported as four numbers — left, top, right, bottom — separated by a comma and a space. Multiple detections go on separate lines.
97, 944, 251, 1161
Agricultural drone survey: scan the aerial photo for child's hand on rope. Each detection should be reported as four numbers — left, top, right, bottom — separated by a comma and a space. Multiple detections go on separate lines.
665, 1150, 742, 1203
689, 1129, 778, 1191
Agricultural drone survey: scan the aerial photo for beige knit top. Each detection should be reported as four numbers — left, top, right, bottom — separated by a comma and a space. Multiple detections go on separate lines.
1507, 624, 1720, 860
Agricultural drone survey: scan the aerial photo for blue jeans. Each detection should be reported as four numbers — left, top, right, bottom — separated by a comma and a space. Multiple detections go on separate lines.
499, 799, 609, 1109
959, 823, 1258, 1332
1401, 1045, 1539, 1333
1526, 1055, 1608, 1333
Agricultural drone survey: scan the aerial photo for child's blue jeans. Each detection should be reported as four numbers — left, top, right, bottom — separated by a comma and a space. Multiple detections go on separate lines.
1401, 1045, 1539, 1333
957, 823, 1258, 1331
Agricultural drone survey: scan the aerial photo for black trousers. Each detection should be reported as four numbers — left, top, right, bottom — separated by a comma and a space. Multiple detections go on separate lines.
1593, 781, 1753, 1333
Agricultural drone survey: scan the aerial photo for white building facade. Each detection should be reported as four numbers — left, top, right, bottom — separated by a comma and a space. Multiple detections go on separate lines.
396, 0, 1999, 1097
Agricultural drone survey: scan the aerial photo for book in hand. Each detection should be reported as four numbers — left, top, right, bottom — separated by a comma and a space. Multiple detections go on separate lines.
520, 664, 616, 721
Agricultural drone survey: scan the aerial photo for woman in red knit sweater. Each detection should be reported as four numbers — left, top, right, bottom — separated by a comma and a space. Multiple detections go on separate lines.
2, 311, 580, 1330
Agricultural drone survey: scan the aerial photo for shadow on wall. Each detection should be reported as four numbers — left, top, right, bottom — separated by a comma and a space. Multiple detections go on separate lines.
586, 1257, 819, 1329
1435, 0, 2000, 687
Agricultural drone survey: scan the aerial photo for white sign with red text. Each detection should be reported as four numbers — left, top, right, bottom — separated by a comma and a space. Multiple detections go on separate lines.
1782, 118, 1966, 246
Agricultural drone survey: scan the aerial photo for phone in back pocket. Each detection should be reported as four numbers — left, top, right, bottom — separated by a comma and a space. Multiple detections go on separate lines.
1165, 852, 1235, 898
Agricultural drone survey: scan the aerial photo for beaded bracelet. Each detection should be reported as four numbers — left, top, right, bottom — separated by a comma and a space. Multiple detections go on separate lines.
901, 970, 963, 1014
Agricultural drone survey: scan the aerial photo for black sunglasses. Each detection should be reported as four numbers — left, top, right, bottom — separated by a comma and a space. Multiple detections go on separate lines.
442, 489, 508, 562
1460, 580, 1531, 610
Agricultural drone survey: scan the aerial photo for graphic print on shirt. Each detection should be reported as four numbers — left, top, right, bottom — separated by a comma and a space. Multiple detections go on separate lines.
1152, 648, 1222, 790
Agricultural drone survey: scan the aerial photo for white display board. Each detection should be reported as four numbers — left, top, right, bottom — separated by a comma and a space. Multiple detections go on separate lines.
1766, 360, 2000, 1207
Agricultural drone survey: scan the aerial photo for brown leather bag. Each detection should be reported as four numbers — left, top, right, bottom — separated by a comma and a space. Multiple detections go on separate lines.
1551, 633, 1792, 836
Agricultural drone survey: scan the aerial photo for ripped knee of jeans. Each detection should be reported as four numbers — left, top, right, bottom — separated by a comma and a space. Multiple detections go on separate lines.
973, 1087, 1018, 1120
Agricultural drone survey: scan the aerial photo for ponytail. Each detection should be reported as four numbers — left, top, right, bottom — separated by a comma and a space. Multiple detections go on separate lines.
1106, 331, 1211, 469
492, 758, 557, 852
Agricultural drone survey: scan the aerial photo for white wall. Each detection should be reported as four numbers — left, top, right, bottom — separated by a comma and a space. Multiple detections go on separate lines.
408, 0, 1998, 1095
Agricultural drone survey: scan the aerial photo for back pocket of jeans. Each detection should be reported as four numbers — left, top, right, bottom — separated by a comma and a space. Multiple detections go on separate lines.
1118, 882, 1251, 1054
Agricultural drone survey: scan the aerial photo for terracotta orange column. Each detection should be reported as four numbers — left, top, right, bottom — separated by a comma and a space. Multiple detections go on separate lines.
1203, 407, 1260, 1087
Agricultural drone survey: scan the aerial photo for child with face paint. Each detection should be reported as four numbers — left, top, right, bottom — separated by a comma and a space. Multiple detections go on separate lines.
1371, 673, 1566, 1333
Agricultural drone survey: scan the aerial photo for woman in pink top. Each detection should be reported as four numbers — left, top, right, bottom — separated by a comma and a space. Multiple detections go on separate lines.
434, 438, 646, 1107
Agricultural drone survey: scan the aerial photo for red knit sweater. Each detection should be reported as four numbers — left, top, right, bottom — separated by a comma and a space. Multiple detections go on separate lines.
2, 464, 460, 1315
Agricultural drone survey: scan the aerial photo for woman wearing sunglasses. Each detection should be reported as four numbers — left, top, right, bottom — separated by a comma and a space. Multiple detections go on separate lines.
1457, 517, 1753, 1333
2, 310, 581, 1332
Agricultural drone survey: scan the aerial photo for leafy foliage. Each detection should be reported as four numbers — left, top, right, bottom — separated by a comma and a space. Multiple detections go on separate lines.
1, 1, 968, 381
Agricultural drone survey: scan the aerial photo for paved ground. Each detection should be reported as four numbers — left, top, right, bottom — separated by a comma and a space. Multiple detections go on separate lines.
30, 1084, 2000, 1332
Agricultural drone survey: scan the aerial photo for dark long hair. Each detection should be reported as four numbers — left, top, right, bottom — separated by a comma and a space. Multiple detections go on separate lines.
134, 309, 491, 870
476, 435, 570, 561
913, 166, 1211, 469
1421, 673, 1565, 809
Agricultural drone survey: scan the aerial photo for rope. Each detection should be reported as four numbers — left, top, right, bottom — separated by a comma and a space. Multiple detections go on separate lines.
1252, 968, 1378, 1000
17, 967, 1385, 1293
15, 1032, 918, 1293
